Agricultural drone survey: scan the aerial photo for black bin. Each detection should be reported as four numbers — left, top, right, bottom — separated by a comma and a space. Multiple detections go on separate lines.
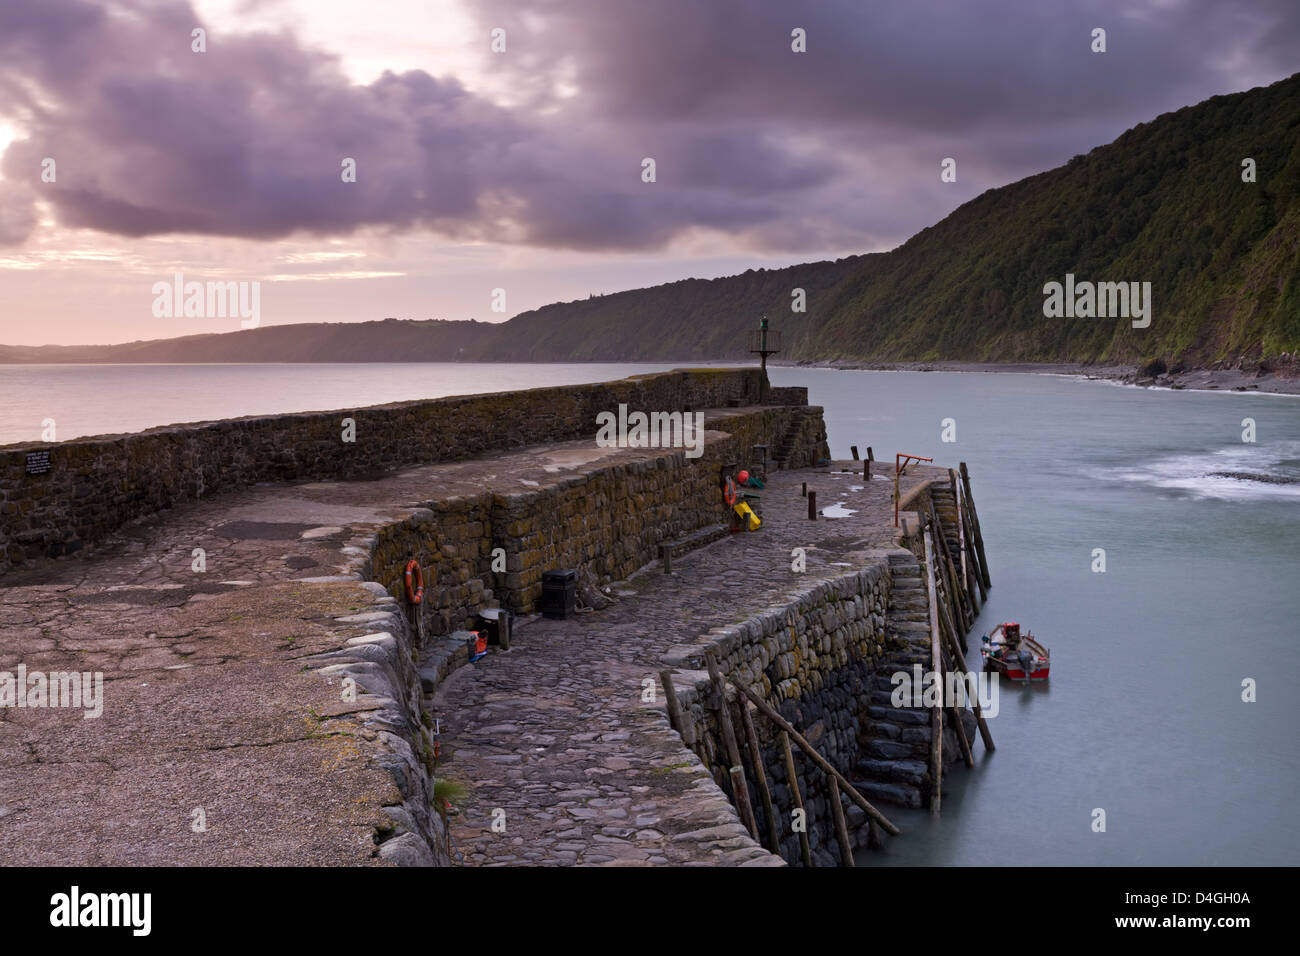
539, 569, 577, 619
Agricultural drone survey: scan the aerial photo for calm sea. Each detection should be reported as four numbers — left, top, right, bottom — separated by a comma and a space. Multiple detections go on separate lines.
1, 362, 1295, 865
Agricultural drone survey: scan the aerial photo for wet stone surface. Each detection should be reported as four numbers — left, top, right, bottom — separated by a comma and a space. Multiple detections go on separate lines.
0, 408, 933, 865
433, 461, 935, 866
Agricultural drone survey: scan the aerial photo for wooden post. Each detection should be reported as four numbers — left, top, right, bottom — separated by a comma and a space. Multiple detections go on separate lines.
864, 459, 871, 481
739, 699, 782, 854
808, 491, 817, 520
780, 731, 813, 867
940, 654, 975, 768
952, 471, 988, 604
949, 469, 983, 610
704, 651, 759, 840
499, 610, 511, 650
659, 669, 695, 748
960, 462, 991, 589
926, 493, 961, 628
851, 445, 860, 461
867, 447, 874, 461
935, 589, 995, 752
928, 494, 973, 632
728, 676, 899, 835
922, 525, 943, 818
801, 481, 807, 497
829, 778, 855, 867
893, 470, 900, 527
659, 543, 672, 575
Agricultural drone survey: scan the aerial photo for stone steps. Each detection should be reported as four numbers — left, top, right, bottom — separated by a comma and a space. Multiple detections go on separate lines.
853, 551, 978, 809
771, 408, 813, 469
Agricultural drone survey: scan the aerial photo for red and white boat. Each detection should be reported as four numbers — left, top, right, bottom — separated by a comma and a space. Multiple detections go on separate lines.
980, 622, 1050, 682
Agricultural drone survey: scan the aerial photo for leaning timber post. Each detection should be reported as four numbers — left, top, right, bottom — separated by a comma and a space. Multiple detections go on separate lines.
961, 481, 987, 600
939, 649, 975, 768
780, 731, 814, 867
935, 587, 995, 752
922, 524, 944, 817
729, 675, 900, 836
951, 465, 987, 600
704, 651, 759, 840
739, 698, 783, 854
952, 469, 988, 604
928, 494, 973, 633
926, 495, 962, 630
851, 444, 860, 461
829, 778, 856, 867
949, 468, 983, 610
949, 469, 979, 613
960, 462, 992, 589
659, 669, 696, 748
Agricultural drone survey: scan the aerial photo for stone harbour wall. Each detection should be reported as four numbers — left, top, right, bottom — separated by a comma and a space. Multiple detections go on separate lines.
299, 580, 453, 866
363, 404, 831, 634
0, 368, 766, 577
662, 564, 896, 866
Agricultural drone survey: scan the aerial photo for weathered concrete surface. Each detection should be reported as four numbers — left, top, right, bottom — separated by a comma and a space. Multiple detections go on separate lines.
1, 398, 934, 865
1, 433, 715, 864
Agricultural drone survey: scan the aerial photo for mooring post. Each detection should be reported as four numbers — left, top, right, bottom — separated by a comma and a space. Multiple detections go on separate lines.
659, 543, 672, 575
780, 731, 813, 867
864, 459, 870, 481
808, 490, 817, 520
851, 445, 860, 461
801, 481, 807, 497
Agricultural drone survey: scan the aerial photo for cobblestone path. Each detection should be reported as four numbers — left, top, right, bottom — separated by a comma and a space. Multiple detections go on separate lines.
1, 415, 933, 864
434, 461, 934, 866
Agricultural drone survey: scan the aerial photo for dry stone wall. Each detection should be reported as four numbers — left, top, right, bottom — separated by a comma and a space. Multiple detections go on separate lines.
364, 404, 830, 635
0, 368, 765, 577
662, 565, 893, 866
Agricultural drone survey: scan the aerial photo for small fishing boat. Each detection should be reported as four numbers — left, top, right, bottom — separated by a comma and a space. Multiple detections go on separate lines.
981, 622, 1050, 682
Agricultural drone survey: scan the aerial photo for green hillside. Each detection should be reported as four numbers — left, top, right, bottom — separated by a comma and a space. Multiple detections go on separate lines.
489, 72, 1300, 367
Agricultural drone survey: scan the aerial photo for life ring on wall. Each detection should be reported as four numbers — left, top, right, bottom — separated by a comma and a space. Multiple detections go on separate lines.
722, 477, 737, 506
404, 559, 425, 604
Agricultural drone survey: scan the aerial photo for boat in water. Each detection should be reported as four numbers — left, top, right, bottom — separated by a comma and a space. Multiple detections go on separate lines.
981, 622, 1050, 682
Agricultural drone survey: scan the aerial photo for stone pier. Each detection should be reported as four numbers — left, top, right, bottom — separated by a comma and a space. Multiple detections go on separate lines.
0, 370, 979, 866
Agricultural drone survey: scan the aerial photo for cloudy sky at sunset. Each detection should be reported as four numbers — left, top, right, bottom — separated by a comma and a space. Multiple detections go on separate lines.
0, 0, 1296, 347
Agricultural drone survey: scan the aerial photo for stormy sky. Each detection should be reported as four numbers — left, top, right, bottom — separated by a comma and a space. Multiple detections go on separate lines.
0, 0, 1296, 346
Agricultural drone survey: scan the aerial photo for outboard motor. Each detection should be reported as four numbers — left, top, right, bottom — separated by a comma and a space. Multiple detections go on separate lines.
1017, 647, 1034, 680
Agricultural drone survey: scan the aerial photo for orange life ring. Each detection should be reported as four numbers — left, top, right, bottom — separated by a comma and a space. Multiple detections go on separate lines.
723, 477, 737, 506
404, 559, 425, 604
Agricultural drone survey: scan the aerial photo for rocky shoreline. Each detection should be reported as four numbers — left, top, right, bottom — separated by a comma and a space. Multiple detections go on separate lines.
775, 357, 1300, 396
